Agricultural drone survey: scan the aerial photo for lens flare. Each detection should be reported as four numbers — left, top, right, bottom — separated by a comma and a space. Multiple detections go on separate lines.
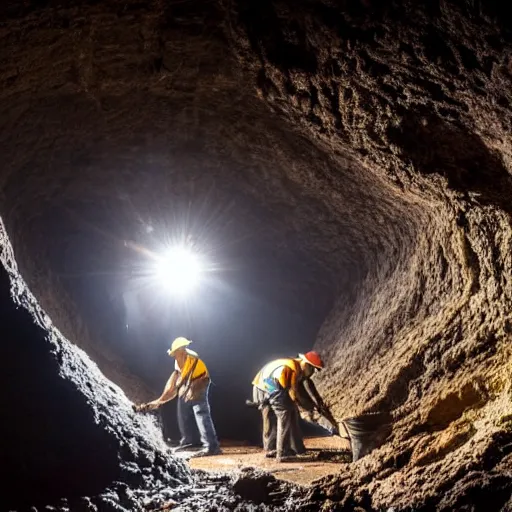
154, 246, 202, 296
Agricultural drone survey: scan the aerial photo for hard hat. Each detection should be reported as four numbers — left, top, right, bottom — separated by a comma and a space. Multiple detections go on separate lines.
167, 337, 192, 356
298, 351, 324, 370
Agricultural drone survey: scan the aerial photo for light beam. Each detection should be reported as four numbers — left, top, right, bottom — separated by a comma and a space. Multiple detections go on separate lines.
153, 246, 203, 297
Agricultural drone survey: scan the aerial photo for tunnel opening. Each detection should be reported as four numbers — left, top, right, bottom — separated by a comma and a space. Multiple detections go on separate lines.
0, 82, 414, 449
0, 104, 416, 507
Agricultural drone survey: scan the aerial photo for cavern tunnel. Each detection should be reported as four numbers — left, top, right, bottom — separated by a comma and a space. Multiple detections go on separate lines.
1, 0, 512, 510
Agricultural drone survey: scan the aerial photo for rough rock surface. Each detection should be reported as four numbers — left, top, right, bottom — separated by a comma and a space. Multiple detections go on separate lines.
231, 1, 512, 509
1, 0, 512, 510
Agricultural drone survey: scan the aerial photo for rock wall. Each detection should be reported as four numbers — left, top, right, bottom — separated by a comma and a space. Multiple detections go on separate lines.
0, 218, 191, 511
228, 0, 512, 508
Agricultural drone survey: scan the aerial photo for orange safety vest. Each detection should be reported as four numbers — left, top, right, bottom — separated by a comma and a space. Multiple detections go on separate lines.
175, 349, 208, 381
252, 358, 302, 393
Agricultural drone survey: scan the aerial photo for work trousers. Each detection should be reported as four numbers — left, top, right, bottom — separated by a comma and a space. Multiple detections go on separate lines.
177, 382, 219, 452
253, 386, 305, 457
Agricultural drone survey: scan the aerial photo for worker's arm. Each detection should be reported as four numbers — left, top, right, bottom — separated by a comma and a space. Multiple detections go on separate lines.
304, 379, 339, 433
136, 371, 179, 411
294, 379, 317, 412
284, 369, 315, 411
304, 378, 325, 410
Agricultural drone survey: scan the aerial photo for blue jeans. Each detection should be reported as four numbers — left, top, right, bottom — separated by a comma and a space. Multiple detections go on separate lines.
177, 382, 219, 451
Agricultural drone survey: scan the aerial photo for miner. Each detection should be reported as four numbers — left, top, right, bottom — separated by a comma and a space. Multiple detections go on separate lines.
251, 351, 337, 462
134, 337, 221, 458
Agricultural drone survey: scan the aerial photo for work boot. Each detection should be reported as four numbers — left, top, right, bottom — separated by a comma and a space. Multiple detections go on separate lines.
268, 449, 295, 460
276, 454, 297, 463
173, 442, 201, 453
275, 449, 298, 463
188, 446, 223, 458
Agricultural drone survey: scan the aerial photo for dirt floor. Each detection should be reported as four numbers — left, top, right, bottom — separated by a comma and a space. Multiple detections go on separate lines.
184, 437, 352, 486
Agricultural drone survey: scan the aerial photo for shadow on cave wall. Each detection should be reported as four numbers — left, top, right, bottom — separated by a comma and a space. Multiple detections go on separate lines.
388, 113, 512, 213
0, 266, 120, 510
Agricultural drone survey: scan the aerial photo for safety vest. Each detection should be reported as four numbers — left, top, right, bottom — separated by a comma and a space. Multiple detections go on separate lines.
252, 358, 301, 393
175, 349, 208, 381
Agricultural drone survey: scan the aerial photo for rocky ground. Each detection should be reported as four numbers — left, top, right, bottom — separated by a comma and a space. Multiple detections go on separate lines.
187, 437, 352, 486
37, 469, 301, 512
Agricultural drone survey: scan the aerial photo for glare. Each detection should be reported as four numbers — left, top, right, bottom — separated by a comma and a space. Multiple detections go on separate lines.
154, 246, 203, 297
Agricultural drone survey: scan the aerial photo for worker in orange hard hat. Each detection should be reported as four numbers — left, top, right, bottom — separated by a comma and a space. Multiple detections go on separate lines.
134, 337, 221, 458
251, 351, 329, 462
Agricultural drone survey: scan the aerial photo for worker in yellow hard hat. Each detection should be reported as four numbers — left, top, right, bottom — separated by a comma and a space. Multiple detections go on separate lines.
134, 337, 221, 457
251, 351, 329, 462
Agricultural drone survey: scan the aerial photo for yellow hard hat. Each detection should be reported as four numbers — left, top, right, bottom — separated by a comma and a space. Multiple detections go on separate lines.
167, 336, 192, 356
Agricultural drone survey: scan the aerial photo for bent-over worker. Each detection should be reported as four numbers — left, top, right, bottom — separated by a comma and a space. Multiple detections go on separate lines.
252, 351, 330, 462
134, 337, 221, 458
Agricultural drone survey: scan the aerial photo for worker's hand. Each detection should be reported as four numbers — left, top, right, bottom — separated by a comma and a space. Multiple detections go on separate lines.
132, 403, 147, 413
299, 409, 316, 423
328, 425, 339, 436
317, 414, 340, 436
133, 402, 158, 413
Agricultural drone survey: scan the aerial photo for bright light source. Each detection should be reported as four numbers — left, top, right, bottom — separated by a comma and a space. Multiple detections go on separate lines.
153, 246, 203, 296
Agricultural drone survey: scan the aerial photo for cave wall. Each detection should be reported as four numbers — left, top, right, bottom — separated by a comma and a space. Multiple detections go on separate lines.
227, 0, 512, 508
0, 218, 190, 511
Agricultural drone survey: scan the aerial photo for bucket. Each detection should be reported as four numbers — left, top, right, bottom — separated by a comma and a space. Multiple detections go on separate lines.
342, 412, 393, 461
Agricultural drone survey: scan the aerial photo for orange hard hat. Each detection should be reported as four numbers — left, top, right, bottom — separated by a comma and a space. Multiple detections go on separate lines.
299, 351, 324, 370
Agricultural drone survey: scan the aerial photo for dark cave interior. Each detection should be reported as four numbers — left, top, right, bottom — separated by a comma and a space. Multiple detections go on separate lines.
1, 0, 512, 511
